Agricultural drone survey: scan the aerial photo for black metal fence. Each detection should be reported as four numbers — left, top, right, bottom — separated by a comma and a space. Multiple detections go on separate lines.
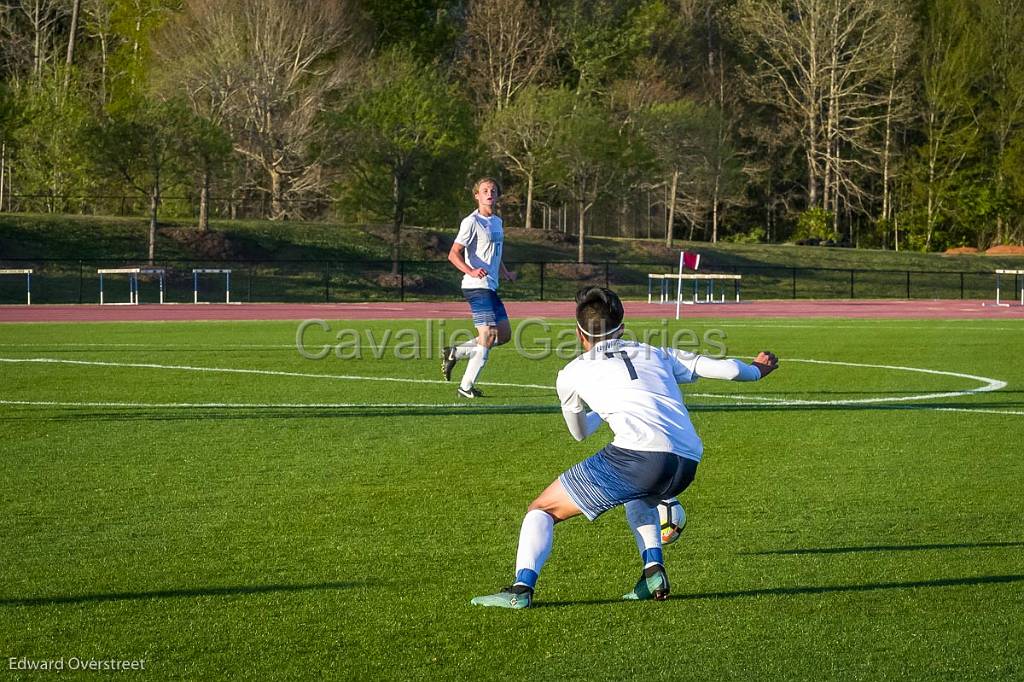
0, 258, 1011, 306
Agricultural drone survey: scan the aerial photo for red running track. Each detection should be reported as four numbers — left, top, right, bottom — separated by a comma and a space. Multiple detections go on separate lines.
1, 299, 1024, 322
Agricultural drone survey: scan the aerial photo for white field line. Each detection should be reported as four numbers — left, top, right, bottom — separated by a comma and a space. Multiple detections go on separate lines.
0, 343, 296, 348
727, 358, 1007, 406
0, 399, 537, 409
0, 357, 552, 390
933, 407, 1024, 416
0, 399, 1019, 413
0, 356, 1013, 413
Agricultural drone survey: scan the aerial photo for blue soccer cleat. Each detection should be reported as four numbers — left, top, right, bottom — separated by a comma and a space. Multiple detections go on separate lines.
622, 564, 670, 601
470, 584, 533, 609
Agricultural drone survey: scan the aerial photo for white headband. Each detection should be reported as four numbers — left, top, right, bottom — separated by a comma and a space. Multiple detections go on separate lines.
576, 321, 623, 338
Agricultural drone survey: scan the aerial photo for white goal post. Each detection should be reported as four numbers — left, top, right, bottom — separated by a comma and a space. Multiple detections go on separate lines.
0, 268, 33, 305
98, 267, 165, 305
192, 268, 233, 303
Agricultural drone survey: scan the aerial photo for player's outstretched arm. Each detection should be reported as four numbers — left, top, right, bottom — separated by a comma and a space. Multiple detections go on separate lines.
691, 352, 779, 381
562, 410, 603, 442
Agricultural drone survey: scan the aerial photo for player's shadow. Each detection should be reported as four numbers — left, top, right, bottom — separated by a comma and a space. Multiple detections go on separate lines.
686, 400, 1024, 413
533, 573, 1024, 609
0, 580, 365, 608
4, 400, 1022, 423
743, 541, 1024, 555
711, 389, 1024, 396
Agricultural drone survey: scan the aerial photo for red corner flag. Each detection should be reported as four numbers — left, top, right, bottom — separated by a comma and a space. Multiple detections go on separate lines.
682, 251, 701, 271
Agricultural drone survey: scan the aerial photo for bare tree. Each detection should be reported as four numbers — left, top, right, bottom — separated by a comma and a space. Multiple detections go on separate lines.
152, 0, 364, 220
484, 85, 571, 229
547, 99, 632, 262
730, 0, 829, 209
5, 0, 68, 80
730, 0, 913, 239
917, 0, 982, 250
63, 0, 80, 92
458, 0, 555, 112
80, 0, 116, 104
978, 0, 1024, 245
879, 12, 915, 249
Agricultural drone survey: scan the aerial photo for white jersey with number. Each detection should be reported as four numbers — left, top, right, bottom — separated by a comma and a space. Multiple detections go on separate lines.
556, 339, 761, 461
454, 210, 503, 291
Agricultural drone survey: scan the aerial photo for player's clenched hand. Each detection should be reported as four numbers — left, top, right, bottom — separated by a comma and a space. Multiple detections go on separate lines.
469, 267, 488, 278
753, 351, 778, 377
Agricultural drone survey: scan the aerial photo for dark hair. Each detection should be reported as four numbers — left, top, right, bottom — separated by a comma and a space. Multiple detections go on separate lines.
575, 286, 624, 338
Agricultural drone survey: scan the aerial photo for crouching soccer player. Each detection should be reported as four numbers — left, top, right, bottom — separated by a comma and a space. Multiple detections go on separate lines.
471, 286, 779, 608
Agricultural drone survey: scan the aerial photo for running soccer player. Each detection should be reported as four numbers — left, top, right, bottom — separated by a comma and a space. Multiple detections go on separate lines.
471, 286, 778, 608
442, 177, 517, 398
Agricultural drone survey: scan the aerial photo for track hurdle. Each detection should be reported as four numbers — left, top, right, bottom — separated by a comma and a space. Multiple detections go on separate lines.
98, 267, 165, 305
647, 250, 741, 319
994, 269, 1024, 307
0, 268, 33, 304
192, 268, 233, 304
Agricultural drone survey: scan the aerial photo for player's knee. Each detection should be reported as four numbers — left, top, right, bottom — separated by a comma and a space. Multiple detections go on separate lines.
527, 498, 568, 523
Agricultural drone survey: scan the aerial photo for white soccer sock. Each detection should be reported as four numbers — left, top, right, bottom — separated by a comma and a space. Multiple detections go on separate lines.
513, 509, 554, 589
452, 340, 477, 360
625, 500, 663, 568
459, 344, 490, 390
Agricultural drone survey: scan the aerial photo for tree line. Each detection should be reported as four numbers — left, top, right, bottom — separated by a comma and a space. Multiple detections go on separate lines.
1, 0, 1022, 262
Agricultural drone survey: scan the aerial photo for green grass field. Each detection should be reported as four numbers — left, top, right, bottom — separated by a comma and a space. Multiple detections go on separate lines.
1, 317, 1022, 680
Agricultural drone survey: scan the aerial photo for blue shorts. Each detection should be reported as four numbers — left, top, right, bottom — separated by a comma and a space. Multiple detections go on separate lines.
559, 445, 698, 521
462, 288, 508, 327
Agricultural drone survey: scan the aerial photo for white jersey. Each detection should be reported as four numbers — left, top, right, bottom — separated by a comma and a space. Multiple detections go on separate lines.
556, 339, 761, 461
454, 210, 503, 291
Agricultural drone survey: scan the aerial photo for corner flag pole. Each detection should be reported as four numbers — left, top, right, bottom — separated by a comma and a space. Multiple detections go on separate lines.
674, 250, 684, 320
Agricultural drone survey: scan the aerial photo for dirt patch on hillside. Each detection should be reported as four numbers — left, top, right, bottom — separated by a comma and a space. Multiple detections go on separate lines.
164, 227, 270, 260
364, 226, 450, 260
985, 244, 1024, 255
505, 227, 576, 246
944, 246, 979, 255
546, 263, 600, 280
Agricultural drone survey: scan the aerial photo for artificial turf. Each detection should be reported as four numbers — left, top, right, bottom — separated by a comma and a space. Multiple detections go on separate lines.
0, 317, 1022, 680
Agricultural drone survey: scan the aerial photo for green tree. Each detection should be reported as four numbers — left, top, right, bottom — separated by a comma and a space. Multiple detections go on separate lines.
546, 99, 632, 262
910, 0, 983, 250
640, 98, 716, 245
87, 98, 192, 261
9, 69, 94, 212
359, 0, 463, 62
975, 0, 1024, 246
483, 86, 571, 229
0, 81, 15, 210
176, 110, 232, 231
150, 0, 363, 220
556, 0, 667, 96
330, 49, 476, 272
106, 0, 180, 107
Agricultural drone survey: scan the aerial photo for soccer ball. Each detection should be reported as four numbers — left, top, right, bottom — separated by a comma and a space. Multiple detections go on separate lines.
657, 498, 686, 545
